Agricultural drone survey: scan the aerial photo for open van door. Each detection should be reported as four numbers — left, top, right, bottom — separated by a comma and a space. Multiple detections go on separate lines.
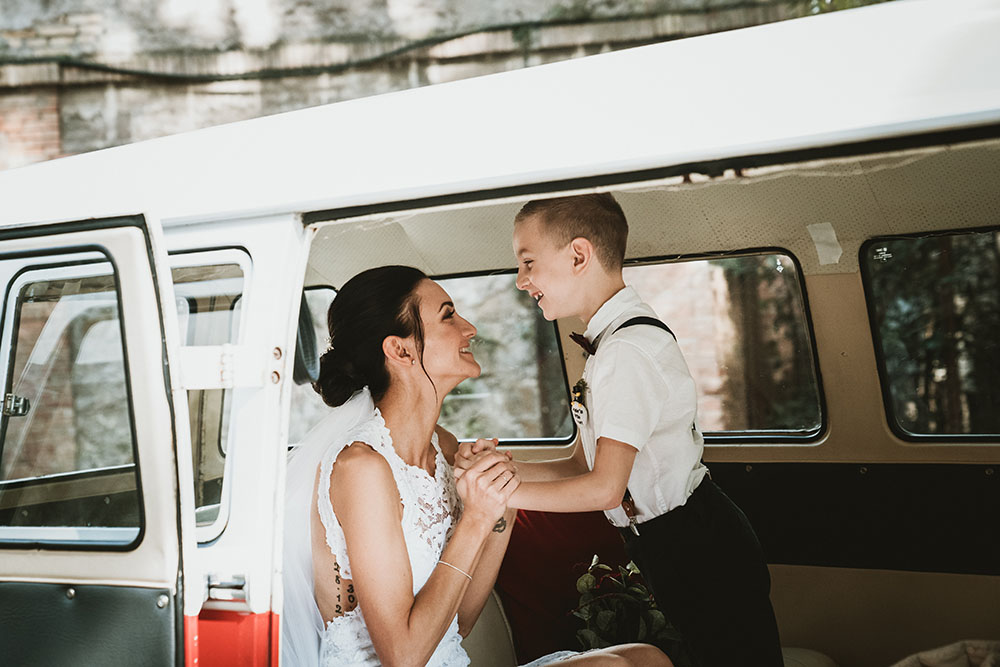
0, 214, 197, 666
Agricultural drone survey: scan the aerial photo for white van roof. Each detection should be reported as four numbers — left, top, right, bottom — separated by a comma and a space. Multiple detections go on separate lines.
0, 0, 998, 228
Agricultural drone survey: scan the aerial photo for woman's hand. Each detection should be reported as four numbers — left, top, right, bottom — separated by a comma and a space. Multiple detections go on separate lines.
454, 438, 509, 479
455, 451, 519, 527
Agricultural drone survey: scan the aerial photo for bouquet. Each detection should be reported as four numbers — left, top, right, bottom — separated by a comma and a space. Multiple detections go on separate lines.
571, 555, 685, 662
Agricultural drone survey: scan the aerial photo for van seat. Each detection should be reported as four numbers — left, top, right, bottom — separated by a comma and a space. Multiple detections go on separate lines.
463, 591, 839, 667
783, 647, 838, 667
461, 590, 518, 667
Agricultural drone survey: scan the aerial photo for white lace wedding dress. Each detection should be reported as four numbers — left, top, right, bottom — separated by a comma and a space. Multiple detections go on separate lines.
283, 389, 580, 667
315, 408, 469, 667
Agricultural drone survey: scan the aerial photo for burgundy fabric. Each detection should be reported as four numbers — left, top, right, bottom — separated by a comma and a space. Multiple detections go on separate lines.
495, 510, 630, 664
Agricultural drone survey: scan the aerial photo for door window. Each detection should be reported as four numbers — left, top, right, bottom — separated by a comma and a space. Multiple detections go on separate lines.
0, 258, 140, 547
169, 250, 248, 534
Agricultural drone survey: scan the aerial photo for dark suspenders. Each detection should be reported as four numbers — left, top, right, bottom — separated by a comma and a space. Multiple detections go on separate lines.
612, 316, 676, 340
594, 316, 675, 535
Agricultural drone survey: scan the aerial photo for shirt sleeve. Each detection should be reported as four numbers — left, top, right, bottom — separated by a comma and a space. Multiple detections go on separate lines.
588, 340, 669, 451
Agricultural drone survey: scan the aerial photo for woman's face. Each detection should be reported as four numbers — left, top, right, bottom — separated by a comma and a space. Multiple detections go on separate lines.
413, 279, 480, 392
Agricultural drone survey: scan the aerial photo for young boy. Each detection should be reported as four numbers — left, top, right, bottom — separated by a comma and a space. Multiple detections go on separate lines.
456, 193, 783, 667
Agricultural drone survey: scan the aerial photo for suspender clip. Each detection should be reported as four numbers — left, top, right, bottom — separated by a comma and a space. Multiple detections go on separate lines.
622, 489, 640, 536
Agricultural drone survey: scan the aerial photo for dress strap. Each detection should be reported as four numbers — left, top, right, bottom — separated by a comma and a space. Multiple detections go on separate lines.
315, 410, 394, 580
317, 440, 355, 579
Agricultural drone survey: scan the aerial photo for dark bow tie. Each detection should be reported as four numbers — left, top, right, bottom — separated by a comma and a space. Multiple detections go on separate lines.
569, 332, 596, 356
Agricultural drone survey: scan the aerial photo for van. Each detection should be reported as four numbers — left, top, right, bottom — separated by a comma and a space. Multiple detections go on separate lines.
0, 1, 997, 665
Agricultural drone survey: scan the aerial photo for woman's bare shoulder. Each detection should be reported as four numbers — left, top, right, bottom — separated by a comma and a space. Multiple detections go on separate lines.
329, 442, 394, 489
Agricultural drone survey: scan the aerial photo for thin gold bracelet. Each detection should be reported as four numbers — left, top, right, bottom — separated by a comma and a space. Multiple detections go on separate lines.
438, 560, 473, 581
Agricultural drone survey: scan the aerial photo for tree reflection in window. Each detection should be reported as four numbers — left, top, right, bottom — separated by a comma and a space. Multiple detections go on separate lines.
865, 230, 1000, 437
625, 253, 822, 439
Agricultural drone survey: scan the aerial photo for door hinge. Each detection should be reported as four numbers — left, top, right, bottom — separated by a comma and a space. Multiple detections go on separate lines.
2, 393, 30, 417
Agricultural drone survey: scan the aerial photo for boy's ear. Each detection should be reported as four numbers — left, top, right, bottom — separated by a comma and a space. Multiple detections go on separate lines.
569, 237, 595, 273
382, 335, 415, 367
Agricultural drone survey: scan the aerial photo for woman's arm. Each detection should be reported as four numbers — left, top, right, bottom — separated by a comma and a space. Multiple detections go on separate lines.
329, 443, 514, 667
455, 505, 515, 636
436, 426, 516, 637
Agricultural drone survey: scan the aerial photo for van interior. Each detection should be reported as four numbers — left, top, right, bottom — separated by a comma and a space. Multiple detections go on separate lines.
291, 134, 999, 667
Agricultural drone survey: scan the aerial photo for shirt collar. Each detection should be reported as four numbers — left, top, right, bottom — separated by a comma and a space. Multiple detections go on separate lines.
584, 286, 641, 342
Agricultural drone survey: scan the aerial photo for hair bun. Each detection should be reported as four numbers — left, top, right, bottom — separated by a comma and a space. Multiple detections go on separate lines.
313, 346, 365, 407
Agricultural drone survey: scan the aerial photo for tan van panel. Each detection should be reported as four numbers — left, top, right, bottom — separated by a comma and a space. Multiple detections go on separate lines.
771, 565, 1000, 667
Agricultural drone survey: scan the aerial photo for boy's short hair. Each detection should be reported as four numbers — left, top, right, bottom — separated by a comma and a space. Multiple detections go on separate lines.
514, 193, 628, 270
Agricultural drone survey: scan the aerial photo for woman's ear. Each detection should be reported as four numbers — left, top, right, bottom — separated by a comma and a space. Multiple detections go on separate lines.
569, 237, 594, 273
382, 335, 415, 367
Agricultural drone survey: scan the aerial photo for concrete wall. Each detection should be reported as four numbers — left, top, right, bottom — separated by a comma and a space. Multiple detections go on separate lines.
0, 0, 828, 170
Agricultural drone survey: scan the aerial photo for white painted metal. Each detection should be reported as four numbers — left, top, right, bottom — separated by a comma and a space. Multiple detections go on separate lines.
0, 222, 193, 596
0, 0, 996, 229
163, 214, 312, 616
177, 345, 271, 390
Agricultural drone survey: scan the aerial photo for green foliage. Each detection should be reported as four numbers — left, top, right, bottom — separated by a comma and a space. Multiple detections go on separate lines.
571, 555, 687, 664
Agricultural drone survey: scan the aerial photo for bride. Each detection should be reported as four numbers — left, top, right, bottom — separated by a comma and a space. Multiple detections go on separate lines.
283, 265, 673, 667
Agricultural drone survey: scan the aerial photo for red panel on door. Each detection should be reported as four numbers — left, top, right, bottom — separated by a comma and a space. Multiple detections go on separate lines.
195, 609, 278, 666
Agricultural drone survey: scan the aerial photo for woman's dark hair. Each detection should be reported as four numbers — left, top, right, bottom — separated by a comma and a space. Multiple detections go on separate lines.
313, 265, 428, 407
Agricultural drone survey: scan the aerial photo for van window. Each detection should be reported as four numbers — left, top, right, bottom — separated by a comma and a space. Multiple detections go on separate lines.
623, 252, 822, 440
289, 277, 574, 444
0, 264, 141, 546
170, 255, 246, 530
862, 229, 1000, 439
289, 287, 336, 444
437, 273, 572, 443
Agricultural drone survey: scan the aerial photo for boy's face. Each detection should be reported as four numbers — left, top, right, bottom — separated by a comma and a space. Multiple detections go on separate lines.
513, 214, 580, 321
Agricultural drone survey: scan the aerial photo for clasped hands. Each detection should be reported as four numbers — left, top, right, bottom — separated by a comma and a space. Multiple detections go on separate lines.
452, 438, 518, 526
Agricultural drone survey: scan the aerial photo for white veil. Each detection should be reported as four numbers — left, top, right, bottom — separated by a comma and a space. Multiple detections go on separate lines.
282, 387, 376, 667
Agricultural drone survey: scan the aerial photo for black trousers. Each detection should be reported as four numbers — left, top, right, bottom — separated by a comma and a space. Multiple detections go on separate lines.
619, 479, 783, 667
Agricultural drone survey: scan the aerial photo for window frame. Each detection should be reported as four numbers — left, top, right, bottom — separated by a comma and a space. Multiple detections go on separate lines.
431, 267, 578, 448
0, 248, 146, 551
623, 247, 828, 444
859, 226, 1000, 444
167, 246, 253, 544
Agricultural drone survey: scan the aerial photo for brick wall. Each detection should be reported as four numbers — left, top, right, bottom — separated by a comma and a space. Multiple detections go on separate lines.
0, 89, 61, 170
0, 0, 866, 171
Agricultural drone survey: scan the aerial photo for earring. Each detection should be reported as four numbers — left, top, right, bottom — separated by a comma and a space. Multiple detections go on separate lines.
411, 359, 416, 365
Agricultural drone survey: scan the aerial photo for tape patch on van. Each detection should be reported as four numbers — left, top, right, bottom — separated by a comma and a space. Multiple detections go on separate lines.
807, 222, 843, 265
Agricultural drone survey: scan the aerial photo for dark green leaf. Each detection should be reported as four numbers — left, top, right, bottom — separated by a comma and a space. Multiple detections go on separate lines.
576, 573, 596, 594
596, 609, 615, 632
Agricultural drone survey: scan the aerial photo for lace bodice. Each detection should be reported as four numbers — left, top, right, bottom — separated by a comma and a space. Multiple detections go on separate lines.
315, 409, 468, 667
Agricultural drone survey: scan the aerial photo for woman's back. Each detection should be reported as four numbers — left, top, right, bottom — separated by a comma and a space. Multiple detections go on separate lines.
311, 408, 468, 667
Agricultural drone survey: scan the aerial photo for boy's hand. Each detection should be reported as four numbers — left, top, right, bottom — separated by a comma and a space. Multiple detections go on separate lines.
454, 438, 509, 479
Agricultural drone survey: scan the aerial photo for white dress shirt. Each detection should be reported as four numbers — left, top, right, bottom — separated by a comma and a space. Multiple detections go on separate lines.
575, 286, 708, 527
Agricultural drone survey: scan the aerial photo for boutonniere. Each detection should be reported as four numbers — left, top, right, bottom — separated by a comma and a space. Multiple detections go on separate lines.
571, 378, 588, 407
570, 378, 589, 427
